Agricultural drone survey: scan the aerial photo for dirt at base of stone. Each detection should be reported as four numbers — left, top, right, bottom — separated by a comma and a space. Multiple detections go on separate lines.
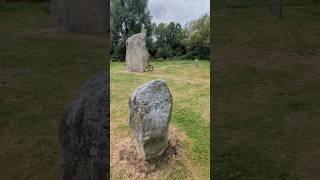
116, 128, 181, 176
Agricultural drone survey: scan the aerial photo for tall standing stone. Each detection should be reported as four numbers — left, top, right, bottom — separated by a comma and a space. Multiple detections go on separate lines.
270, 0, 282, 18
128, 80, 172, 160
59, 72, 109, 180
50, 0, 107, 32
125, 32, 150, 72
225, 0, 233, 15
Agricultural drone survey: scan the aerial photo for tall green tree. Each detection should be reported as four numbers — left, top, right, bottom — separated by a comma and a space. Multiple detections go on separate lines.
154, 22, 186, 59
111, 0, 153, 60
184, 14, 210, 59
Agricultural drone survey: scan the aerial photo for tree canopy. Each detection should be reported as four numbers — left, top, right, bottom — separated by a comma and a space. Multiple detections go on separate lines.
154, 22, 187, 59
111, 0, 210, 60
184, 14, 210, 59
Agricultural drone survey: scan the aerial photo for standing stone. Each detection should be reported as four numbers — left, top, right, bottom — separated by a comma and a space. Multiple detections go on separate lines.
50, 0, 107, 32
59, 72, 109, 180
128, 80, 173, 160
194, 59, 199, 68
125, 32, 150, 72
270, 0, 282, 18
225, 0, 233, 15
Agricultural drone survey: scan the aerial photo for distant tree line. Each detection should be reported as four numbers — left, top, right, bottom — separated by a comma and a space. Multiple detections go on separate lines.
111, 0, 210, 60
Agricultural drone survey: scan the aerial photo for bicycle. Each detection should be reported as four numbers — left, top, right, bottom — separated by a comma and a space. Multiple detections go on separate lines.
144, 64, 154, 72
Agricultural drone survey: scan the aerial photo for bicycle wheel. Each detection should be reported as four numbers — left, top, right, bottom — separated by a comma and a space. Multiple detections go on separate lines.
144, 65, 153, 72
148, 65, 153, 71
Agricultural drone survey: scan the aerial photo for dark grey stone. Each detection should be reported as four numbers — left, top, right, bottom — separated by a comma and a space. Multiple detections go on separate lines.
59, 72, 109, 180
270, 0, 282, 18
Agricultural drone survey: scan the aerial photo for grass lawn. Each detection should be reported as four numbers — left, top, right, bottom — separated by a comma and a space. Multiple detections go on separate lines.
110, 60, 210, 179
0, 2, 106, 179
212, 1, 320, 179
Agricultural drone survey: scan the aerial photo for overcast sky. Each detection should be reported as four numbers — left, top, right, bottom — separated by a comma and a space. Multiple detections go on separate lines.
148, 0, 210, 26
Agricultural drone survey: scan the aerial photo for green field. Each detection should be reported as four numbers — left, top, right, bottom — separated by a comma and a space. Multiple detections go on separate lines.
212, 1, 320, 179
110, 60, 210, 179
0, 2, 106, 179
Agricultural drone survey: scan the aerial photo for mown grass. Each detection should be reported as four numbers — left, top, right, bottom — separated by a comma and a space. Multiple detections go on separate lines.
212, 2, 320, 179
0, 2, 106, 179
110, 60, 210, 179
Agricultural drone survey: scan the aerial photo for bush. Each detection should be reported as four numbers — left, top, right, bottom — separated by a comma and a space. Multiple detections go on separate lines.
112, 40, 126, 61
155, 45, 172, 59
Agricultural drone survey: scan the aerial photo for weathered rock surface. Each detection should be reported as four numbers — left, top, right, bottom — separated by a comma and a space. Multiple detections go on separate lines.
125, 32, 150, 72
270, 0, 282, 18
128, 80, 172, 160
59, 72, 109, 180
50, 0, 107, 32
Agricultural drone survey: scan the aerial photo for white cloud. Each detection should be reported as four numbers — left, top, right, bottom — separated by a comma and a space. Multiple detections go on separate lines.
148, 0, 210, 26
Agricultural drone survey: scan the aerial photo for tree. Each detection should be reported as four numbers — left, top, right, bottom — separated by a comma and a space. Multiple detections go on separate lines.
154, 23, 170, 59
111, 0, 152, 60
154, 22, 186, 59
166, 22, 186, 56
184, 14, 210, 59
